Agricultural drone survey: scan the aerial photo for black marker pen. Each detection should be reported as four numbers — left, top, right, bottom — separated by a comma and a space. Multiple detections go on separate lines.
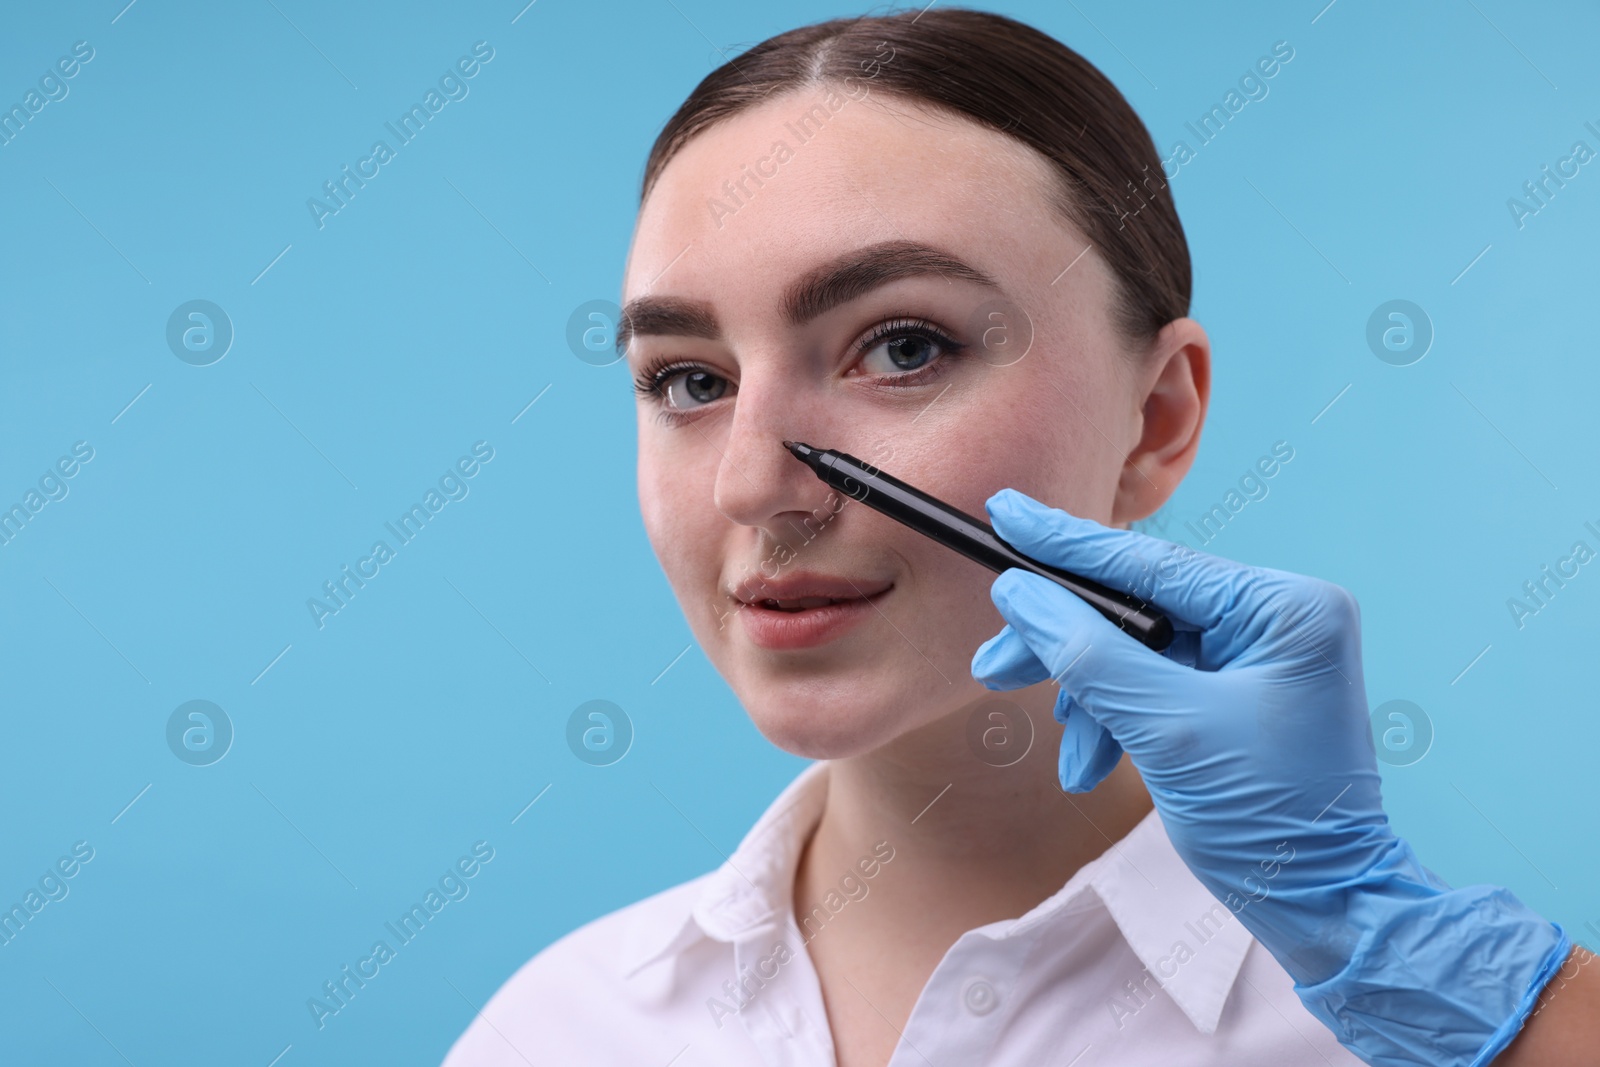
782, 441, 1174, 652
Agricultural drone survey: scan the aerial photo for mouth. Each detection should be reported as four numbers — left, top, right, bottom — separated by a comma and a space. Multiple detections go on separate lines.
752, 593, 883, 612
731, 573, 895, 651
732, 573, 894, 611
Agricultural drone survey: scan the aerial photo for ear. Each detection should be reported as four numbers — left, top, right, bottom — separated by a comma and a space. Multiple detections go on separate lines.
1109, 317, 1210, 526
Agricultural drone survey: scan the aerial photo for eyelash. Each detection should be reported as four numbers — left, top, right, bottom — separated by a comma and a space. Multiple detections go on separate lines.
631, 317, 967, 427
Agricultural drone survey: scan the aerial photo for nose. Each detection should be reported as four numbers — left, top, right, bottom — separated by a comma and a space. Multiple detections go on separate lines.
712, 372, 841, 542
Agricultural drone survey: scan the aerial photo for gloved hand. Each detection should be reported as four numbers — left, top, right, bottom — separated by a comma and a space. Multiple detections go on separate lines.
970, 487, 1569, 1067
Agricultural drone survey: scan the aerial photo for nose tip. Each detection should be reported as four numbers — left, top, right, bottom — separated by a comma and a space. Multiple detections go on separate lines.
714, 433, 835, 535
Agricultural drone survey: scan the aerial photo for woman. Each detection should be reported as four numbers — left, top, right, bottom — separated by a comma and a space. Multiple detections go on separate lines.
445, 9, 1596, 1065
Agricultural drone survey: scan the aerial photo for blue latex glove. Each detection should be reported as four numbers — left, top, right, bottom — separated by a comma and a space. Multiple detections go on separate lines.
970, 488, 1570, 1067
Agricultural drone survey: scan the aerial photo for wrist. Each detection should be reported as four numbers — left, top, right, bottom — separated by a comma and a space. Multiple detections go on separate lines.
1272, 837, 1568, 1067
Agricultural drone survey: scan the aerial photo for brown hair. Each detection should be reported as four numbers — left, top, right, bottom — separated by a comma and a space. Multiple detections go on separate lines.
639, 6, 1190, 346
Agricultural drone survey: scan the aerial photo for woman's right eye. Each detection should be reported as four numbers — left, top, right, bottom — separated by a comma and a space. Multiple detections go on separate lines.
633, 360, 733, 426
660, 368, 729, 408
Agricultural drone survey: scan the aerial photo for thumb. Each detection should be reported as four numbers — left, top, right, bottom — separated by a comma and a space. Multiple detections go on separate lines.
990, 567, 1189, 730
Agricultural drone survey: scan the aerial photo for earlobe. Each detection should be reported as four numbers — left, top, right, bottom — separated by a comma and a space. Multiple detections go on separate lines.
1109, 317, 1211, 526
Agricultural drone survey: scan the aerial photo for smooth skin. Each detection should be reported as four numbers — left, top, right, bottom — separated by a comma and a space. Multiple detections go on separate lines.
619, 82, 1598, 1066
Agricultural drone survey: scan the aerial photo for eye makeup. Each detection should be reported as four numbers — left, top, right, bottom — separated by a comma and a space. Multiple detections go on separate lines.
631, 316, 967, 426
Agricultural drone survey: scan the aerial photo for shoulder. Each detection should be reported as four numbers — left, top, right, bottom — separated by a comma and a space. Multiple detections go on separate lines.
440, 873, 717, 1066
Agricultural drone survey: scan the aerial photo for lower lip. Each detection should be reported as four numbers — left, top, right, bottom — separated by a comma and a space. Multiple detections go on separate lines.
737, 588, 892, 651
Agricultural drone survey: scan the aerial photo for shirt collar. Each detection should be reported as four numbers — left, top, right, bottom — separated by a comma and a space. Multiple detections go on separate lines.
621, 760, 829, 978
1079, 807, 1255, 1034
620, 762, 1252, 1034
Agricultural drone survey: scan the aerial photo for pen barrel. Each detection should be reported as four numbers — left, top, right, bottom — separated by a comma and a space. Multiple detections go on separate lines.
820, 451, 1174, 652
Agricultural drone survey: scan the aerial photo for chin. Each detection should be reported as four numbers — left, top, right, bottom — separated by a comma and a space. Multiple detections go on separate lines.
737, 670, 914, 760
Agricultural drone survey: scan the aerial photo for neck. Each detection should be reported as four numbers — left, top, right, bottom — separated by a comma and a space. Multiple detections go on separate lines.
794, 679, 1153, 943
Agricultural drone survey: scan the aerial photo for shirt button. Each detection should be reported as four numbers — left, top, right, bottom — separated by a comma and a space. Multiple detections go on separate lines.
963, 978, 998, 1016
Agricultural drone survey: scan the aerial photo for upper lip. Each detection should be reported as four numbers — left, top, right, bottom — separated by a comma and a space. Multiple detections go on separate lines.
732, 571, 893, 605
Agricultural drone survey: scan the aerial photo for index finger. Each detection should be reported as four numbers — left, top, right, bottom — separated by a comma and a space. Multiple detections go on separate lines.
985, 487, 1257, 633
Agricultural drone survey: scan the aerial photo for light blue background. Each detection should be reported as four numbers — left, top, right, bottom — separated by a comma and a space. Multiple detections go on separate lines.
2, 0, 1596, 1062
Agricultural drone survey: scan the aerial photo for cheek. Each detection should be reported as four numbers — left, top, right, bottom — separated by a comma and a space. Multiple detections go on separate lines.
638, 442, 743, 653
638, 453, 705, 594
901, 384, 1084, 523
952, 355, 1121, 521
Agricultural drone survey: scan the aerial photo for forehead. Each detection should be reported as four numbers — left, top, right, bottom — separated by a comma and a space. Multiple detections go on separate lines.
623, 88, 1078, 303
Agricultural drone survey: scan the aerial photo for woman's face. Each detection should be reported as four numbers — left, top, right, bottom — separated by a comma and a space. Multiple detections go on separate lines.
622, 87, 1194, 758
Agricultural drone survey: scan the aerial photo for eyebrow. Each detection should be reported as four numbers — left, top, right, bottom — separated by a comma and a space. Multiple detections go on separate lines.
616, 239, 1003, 353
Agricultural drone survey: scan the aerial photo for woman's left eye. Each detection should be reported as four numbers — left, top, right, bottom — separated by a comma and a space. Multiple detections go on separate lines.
855, 319, 966, 383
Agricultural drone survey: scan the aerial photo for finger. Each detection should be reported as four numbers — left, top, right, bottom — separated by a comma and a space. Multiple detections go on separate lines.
1055, 689, 1123, 793
986, 487, 1257, 633
971, 624, 1051, 690
990, 567, 1189, 720
979, 623, 1123, 792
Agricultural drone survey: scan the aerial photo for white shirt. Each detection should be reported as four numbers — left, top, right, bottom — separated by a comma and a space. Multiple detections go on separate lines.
442, 762, 1361, 1066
